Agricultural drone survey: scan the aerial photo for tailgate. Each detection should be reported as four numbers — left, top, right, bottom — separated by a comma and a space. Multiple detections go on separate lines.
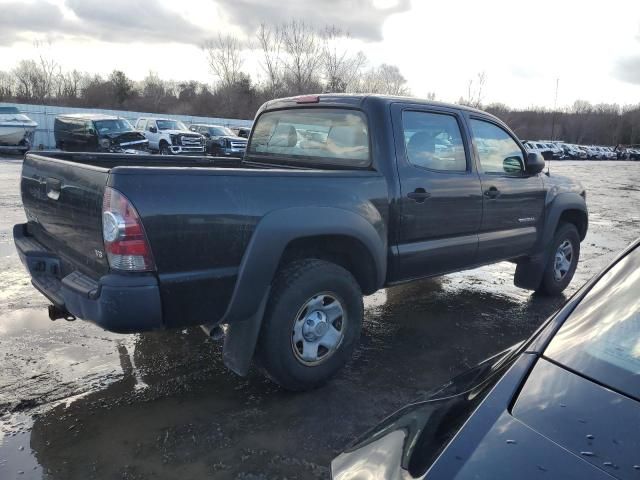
20, 153, 109, 279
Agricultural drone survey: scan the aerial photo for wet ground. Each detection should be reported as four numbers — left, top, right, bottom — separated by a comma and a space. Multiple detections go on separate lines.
0, 156, 638, 479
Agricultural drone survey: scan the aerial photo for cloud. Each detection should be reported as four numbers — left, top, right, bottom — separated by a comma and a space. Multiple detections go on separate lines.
214, 0, 411, 41
0, 0, 407, 47
613, 56, 640, 85
0, 0, 209, 46
65, 0, 209, 44
0, 2, 69, 45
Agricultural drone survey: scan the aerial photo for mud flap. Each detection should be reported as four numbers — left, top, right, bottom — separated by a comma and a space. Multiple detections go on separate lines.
222, 290, 270, 376
514, 253, 547, 290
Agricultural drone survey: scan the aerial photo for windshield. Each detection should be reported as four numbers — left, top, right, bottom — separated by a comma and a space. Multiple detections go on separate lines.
157, 119, 187, 131
248, 108, 369, 167
545, 245, 640, 399
94, 119, 133, 133
210, 126, 235, 136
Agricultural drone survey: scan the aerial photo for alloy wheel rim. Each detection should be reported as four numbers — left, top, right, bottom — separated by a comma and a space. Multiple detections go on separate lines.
553, 239, 574, 281
291, 293, 346, 366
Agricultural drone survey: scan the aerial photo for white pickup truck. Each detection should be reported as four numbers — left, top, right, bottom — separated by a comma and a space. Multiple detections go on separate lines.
134, 117, 205, 155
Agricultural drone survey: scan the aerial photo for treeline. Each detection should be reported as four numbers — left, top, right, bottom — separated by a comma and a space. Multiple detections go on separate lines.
485, 102, 640, 146
0, 22, 638, 146
0, 22, 410, 120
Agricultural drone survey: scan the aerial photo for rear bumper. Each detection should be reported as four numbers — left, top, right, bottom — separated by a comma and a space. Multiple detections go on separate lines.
13, 223, 163, 333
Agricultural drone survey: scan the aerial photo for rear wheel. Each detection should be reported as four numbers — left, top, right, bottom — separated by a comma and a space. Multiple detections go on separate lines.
536, 223, 580, 295
256, 259, 363, 391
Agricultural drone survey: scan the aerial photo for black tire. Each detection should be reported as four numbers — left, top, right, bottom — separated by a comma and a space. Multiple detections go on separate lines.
159, 142, 171, 155
256, 259, 363, 391
536, 223, 580, 296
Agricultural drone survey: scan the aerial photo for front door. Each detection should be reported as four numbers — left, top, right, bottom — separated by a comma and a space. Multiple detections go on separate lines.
468, 116, 545, 262
390, 105, 483, 282
145, 119, 159, 150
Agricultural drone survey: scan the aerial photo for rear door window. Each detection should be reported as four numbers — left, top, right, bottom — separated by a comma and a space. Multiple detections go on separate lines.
248, 108, 369, 168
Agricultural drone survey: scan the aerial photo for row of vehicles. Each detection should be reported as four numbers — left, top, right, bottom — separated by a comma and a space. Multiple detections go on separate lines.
53, 113, 249, 157
523, 139, 639, 160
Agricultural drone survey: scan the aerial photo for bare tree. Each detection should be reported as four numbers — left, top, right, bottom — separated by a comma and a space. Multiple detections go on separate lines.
203, 34, 244, 89
321, 27, 366, 92
279, 21, 324, 94
0, 71, 14, 100
463, 71, 487, 108
257, 23, 284, 96
351, 63, 409, 95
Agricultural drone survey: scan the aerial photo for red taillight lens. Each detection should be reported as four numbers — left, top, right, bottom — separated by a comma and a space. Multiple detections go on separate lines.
102, 187, 155, 271
295, 95, 320, 104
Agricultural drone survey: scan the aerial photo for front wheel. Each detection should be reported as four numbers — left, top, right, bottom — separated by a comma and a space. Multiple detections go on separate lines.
159, 143, 171, 155
536, 223, 580, 295
256, 259, 363, 391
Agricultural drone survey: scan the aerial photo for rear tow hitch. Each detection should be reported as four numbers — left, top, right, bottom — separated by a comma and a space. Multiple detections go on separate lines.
201, 322, 226, 341
48, 305, 76, 321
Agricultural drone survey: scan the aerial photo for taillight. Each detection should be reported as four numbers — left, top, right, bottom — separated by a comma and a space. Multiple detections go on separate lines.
102, 187, 155, 271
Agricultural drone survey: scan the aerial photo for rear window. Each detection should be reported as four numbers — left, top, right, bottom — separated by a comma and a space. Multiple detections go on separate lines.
544, 245, 640, 399
247, 108, 370, 167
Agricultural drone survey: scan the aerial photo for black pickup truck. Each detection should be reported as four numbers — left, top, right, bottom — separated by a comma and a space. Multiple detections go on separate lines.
14, 94, 588, 390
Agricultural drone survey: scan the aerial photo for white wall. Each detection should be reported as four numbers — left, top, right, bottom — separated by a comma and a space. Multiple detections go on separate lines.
0, 102, 253, 148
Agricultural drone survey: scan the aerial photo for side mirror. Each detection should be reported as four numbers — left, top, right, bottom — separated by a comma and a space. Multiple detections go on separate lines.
149, 126, 157, 133
87, 128, 96, 136
525, 152, 545, 174
503, 156, 524, 174
203, 132, 211, 138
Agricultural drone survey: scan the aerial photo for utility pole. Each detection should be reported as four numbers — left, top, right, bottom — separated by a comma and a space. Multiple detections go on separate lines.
551, 78, 559, 140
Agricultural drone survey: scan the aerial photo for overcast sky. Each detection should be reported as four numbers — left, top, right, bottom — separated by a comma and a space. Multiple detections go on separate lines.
1, 0, 639, 108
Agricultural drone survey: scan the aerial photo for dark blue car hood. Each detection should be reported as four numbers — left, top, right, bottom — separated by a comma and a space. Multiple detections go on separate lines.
333, 353, 638, 480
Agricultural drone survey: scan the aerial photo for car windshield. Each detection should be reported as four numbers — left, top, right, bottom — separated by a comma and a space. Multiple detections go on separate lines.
157, 120, 187, 131
248, 108, 370, 167
545, 245, 640, 400
210, 126, 235, 136
94, 119, 133, 133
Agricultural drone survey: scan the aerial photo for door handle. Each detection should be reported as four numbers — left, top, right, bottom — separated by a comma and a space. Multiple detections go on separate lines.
46, 177, 61, 200
407, 188, 431, 202
484, 186, 500, 199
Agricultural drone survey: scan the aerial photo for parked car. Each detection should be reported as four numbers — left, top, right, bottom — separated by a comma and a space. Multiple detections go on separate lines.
55, 114, 148, 153
232, 126, 251, 138
332, 238, 640, 480
560, 143, 586, 159
14, 94, 588, 391
134, 117, 204, 155
522, 141, 547, 159
189, 123, 247, 157
539, 141, 563, 159
581, 145, 601, 159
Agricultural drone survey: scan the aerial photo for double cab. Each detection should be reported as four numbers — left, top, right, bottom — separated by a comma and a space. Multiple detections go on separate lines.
15, 94, 588, 391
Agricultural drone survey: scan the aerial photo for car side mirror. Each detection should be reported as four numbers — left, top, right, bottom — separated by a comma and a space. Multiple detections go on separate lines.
87, 128, 96, 135
503, 156, 524, 174
203, 132, 211, 138
525, 152, 545, 174
149, 127, 157, 133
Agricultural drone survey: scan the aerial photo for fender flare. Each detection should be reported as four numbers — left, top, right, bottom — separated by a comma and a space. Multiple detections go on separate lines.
539, 192, 588, 249
515, 192, 588, 290
221, 206, 387, 375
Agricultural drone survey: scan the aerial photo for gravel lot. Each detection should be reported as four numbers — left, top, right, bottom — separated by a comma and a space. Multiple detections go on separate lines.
0, 155, 638, 479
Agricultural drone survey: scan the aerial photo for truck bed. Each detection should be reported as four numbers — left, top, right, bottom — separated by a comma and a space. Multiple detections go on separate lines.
18, 150, 388, 331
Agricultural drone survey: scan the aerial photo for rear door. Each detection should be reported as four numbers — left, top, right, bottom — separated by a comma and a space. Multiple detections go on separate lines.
390, 104, 483, 281
468, 116, 545, 262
